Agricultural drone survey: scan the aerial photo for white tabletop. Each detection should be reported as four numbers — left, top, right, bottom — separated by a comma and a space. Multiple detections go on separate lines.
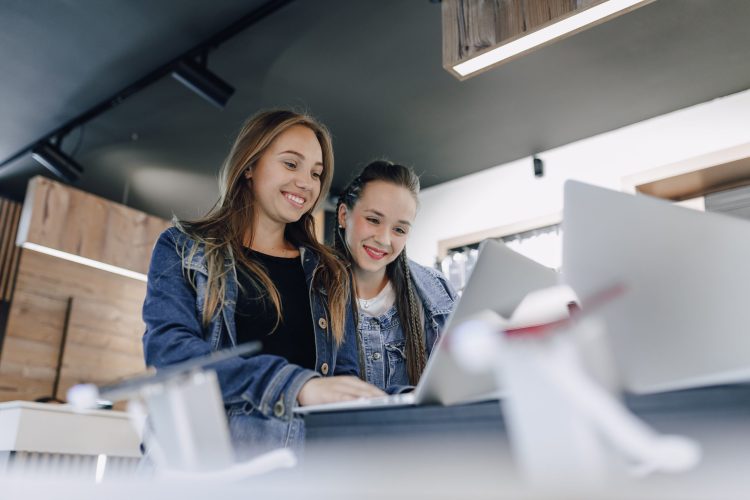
0, 400, 141, 457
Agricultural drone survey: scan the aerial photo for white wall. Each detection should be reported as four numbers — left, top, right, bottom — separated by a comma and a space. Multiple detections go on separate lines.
409, 89, 750, 266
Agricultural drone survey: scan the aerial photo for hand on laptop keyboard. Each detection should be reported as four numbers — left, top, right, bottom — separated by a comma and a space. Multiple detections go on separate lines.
297, 376, 385, 406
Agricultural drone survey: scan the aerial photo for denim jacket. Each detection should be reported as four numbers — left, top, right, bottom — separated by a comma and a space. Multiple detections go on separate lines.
142, 227, 357, 455
350, 259, 457, 393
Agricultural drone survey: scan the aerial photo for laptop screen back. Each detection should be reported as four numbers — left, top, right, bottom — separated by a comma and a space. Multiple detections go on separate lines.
562, 180, 750, 393
416, 239, 559, 405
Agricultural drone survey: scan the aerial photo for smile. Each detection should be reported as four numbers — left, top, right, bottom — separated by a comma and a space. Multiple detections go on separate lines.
363, 245, 388, 260
283, 191, 306, 208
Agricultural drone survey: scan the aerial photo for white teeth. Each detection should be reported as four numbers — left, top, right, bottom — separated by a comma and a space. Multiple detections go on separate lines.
284, 193, 304, 205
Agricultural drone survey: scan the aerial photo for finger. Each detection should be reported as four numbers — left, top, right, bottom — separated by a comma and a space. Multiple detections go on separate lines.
346, 379, 387, 397
333, 392, 360, 403
335, 380, 386, 398
360, 386, 387, 397
329, 386, 368, 400
351, 383, 386, 397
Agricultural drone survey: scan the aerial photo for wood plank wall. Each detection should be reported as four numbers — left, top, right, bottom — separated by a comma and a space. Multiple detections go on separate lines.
0, 198, 22, 304
0, 197, 23, 365
0, 250, 150, 402
0, 178, 169, 403
18, 176, 168, 275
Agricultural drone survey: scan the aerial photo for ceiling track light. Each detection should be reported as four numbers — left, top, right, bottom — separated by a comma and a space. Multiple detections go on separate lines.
171, 58, 235, 109
0, 0, 291, 175
31, 141, 83, 183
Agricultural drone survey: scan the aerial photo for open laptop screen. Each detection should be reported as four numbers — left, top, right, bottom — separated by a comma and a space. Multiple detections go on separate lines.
562, 181, 750, 393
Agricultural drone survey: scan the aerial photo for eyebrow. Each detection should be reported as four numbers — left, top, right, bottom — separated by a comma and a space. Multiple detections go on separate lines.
279, 150, 324, 167
364, 208, 412, 227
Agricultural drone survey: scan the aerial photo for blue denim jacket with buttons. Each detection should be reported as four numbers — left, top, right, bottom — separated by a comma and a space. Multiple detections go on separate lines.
142, 227, 357, 455
351, 260, 457, 393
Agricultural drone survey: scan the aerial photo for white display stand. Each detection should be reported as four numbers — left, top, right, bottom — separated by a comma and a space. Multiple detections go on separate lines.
0, 400, 141, 478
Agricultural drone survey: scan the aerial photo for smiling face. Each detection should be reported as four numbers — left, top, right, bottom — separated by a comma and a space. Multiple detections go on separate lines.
338, 180, 418, 280
246, 124, 323, 228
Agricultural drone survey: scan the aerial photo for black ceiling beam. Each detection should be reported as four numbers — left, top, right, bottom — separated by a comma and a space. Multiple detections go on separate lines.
0, 0, 294, 172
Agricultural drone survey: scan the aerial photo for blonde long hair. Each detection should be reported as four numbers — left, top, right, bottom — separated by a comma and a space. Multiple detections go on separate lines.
177, 109, 349, 344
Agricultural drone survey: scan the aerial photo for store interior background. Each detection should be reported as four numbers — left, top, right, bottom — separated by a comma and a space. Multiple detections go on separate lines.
1, 0, 750, 401
2, 1, 750, 244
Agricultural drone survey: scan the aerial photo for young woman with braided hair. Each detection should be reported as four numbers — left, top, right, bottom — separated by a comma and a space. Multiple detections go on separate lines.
334, 161, 457, 392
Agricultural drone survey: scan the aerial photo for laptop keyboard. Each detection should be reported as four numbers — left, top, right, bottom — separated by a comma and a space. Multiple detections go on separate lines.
294, 392, 416, 414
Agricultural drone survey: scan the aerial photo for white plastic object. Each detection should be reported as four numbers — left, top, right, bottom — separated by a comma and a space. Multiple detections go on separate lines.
67, 383, 101, 411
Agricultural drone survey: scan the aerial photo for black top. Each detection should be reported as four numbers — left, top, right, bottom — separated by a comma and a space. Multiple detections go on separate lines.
234, 249, 316, 370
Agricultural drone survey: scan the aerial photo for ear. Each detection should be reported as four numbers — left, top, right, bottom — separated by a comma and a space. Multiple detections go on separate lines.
243, 166, 252, 180
337, 204, 348, 229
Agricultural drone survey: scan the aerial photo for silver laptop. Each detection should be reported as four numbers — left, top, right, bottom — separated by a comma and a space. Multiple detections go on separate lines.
562, 180, 750, 394
295, 239, 559, 414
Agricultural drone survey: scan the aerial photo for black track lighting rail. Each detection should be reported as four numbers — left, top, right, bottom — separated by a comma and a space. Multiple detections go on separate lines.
0, 0, 294, 173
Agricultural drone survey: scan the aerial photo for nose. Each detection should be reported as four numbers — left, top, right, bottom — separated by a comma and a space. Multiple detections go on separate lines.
294, 169, 313, 191
373, 225, 391, 248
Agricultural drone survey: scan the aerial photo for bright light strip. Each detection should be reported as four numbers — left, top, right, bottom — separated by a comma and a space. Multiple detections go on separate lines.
22, 242, 148, 282
453, 0, 651, 77
95, 454, 107, 484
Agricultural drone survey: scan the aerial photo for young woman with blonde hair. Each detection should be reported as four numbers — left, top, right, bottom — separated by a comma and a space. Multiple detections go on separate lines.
143, 110, 383, 455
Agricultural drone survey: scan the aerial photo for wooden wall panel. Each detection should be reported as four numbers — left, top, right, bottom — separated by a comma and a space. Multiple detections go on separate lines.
0, 373, 55, 402
443, 0, 523, 66
443, 0, 603, 67
0, 179, 169, 404
61, 294, 146, 396
0, 198, 22, 301
1, 216, 163, 403
18, 176, 169, 275
496, 0, 527, 46
4, 290, 68, 345
1, 336, 60, 370
523, 0, 575, 32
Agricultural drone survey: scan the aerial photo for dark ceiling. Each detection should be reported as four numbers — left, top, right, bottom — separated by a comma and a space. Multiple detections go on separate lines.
1, 0, 749, 220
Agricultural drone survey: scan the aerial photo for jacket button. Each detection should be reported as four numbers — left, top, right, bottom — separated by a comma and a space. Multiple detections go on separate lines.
372, 352, 381, 361
320, 362, 329, 375
273, 399, 285, 418
318, 317, 328, 329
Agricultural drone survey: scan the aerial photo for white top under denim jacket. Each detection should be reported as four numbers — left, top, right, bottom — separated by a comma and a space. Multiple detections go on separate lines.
354, 260, 457, 393
142, 227, 359, 457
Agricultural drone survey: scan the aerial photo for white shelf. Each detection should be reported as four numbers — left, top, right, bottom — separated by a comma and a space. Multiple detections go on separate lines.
0, 401, 141, 458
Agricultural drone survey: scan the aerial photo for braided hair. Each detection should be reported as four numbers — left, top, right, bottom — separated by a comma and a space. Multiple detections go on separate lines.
334, 160, 426, 384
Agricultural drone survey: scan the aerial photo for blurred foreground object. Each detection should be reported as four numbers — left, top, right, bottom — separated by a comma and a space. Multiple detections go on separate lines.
451, 284, 701, 493
68, 342, 297, 480
0, 400, 140, 481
